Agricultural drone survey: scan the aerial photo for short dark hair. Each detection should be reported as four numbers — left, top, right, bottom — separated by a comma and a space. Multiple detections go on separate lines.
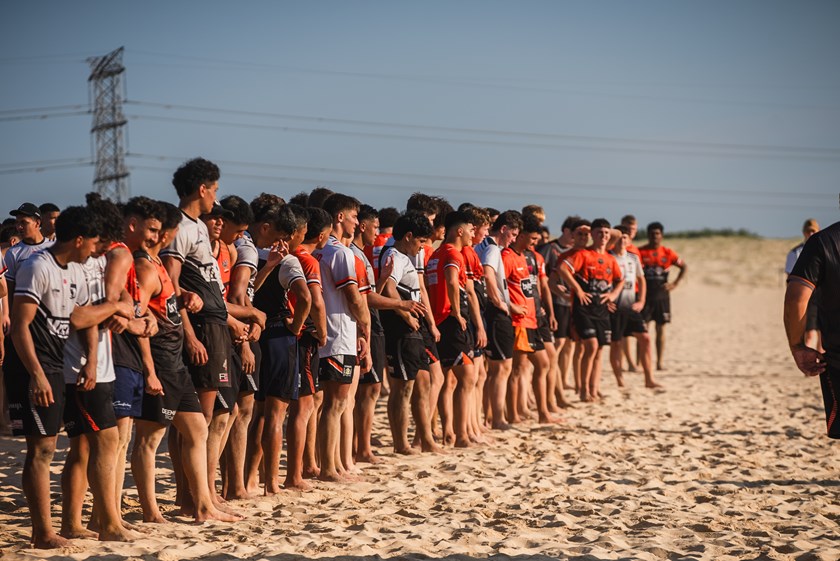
615, 224, 631, 236
158, 202, 183, 231
647, 221, 664, 234
288, 192, 310, 207
521, 214, 542, 234
85, 192, 123, 242
220, 195, 254, 226
393, 211, 434, 241
171, 157, 220, 198
267, 204, 298, 236
561, 215, 581, 232
406, 193, 438, 217
444, 210, 469, 232
572, 219, 592, 231
55, 206, 100, 242
432, 197, 454, 230
358, 204, 378, 223
491, 210, 523, 233
123, 196, 162, 222
485, 207, 500, 218
522, 204, 544, 218
457, 202, 475, 212
462, 206, 490, 227
540, 225, 550, 236
378, 207, 400, 229
250, 193, 285, 222
308, 187, 335, 209
303, 207, 333, 242
0, 224, 18, 244
323, 193, 360, 219
39, 202, 60, 214
286, 204, 309, 233
591, 218, 611, 230
621, 214, 637, 226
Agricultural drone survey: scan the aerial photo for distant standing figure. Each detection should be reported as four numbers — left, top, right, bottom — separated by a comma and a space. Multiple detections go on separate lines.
785, 219, 820, 351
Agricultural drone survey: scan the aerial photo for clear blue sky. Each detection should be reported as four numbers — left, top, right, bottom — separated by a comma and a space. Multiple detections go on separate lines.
1, 0, 839, 237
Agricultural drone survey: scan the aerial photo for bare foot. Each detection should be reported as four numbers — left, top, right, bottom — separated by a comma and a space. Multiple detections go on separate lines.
395, 446, 421, 456
646, 382, 664, 390
142, 513, 168, 524
317, 469, 344, 483
60, 527, 98, 540
355, 451, 380, 464
98, 525, 135, 543
443, 432, 456, 447
303, 467, 321, 479
657, 363, 666, 371
33, 533, 72, 549
491, 421, 512, 431
224, 488, 258, 501
538, 414, 564, 424
615, 375, 625, 387
196, 506, 241, 523
421, 441, 444, 453
283, 478, 313, 491
454, 438, 473, 448
264, 482, 282, 496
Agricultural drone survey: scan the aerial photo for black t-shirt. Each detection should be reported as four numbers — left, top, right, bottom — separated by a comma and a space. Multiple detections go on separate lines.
789, 221, 840, 367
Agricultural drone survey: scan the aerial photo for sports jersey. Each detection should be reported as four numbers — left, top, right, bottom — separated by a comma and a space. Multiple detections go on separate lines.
638, 245, 683, 298
136, 250, 184, 373
540, 240, 574, 307
524, 249, 547, 316
292, 246, 322, 335
626, 242, 642, 260
563, 249, 623, 296
4, 238, 54, 284
381, 236, 426, 277
351, 243, 382, 334
314, 236, 358, 357
64, 255, 116, 384
160, 211, 227, 324
611, 251, 643, 310
379, 245, 423, 339
233, 233, 259, 302
253, 253, 305, 326
476, 236, 510, 309
462, 245, 486, 310
501, 247, 537, 329
786, 243, 804, 275
213, 240, 232, 300
427, 243, 469, 326
14, 250, 89, 374
365, 232, 391, 282
110, 242, 144, 373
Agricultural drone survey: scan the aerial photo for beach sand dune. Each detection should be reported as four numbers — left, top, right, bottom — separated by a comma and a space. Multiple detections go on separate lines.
1, 237, 837, 561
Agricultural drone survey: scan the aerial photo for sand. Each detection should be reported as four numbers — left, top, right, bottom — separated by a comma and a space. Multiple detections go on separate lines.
0, 236, 837, 561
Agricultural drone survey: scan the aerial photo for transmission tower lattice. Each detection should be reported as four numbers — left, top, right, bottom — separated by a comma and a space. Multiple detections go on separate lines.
88, 47, 129, 201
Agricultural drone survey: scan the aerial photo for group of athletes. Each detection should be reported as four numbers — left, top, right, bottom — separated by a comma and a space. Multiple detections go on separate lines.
0, 157, 688, 548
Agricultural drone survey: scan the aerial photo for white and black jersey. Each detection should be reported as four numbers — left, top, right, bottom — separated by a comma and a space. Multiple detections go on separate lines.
476, 237, 510, 310
160, 211, 228, 324
64, 255, 116, 384
234, 233, 259, 303
3, 238, 54, 284
351, 243, 383, 335
379, 246, 422, 339
14, 250, 89, 374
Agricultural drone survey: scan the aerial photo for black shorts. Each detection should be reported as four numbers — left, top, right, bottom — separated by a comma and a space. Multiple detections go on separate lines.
360, 332, 386, 385
485, 306, 515, 361
64, 383, 118, 438
298, 332, 320, 396
436, 316, 475, 368
643, 296, 671, 325
140, 368, 202, 425
186, 320, 232, 389
420, 323, 440, 364
6, 367, 65, 437
258, 325, 300, 401
553, 305, 572, 340
572, 301, 612, 347
113, 366, 144, 418
609, 308, 647, 343
806, 296, 819, 332
514, 325, 538, 354
320, 354, 357, 385
536, 314, 554, 347
386, 334, 428, 381
468, 315, 485, 358
821, 364, 840, 439
238, 340, 261, 395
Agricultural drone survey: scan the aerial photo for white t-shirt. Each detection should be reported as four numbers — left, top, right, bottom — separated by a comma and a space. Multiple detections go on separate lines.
234, 233, 259, 302
64, 255, 116, 384
611, 251, 643, 310
476, 236, 510, 308
381, 246, 422, 302
4, 238, 54, 283
314, 236, 358, 357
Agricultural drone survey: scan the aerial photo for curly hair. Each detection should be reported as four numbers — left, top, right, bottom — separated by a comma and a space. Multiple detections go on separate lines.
123, 196, 162, 221
85, 192, 124, 242
171, 157, 220, 198
250, 193, 285, 222
55, 206, 100, 242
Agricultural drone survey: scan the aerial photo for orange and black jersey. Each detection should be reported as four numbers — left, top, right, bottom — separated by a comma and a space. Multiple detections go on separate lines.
462, 244, 486, 310
427, 243, 469, 326
213, 240, 232, 301
135, 249, 184, 373
524, 249, 547, 316
563, 249, 623, 297
502, 247, 537, 329
109, 242, 144, 372
638, 245, 683, 295
292, 247, 322, 336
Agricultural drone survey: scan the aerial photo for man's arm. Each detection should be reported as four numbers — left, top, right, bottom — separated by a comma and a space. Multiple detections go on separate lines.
538, 273, 556, 330
162, 255, 208, 366
70, 298, 131, 330
666, 261, 687, 292
633, 270, 647, 312
341, 283, 370, 341
286, 279, 311, 336
464, 277, 487, 347
307, 283, 328, 346
483, 265, 508, 314
444, 266, 467, 330
558, 265, 591, 306
784, 278, 825, 376
381, 279, 419, 329
134, 259, 165, 395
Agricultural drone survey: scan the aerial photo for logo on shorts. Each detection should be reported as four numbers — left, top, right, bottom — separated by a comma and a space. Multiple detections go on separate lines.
343, 365, 353, 378
162, 407, 176, 420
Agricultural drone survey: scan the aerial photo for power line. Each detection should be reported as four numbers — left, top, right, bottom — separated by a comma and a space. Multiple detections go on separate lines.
128, 164, 827, 211
127, 113, 840, 163
126, 100, 840, 158
126, 152, 827, 200
0, 157, 92, 169
0, 104, 88, 116
0, 111, 90, 123
0, 162, 93, 175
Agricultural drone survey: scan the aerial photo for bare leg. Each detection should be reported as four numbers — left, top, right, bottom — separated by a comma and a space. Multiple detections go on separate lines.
317, 381, 351, 482
488, 358, 513, 430
113, 416, 133, 519
579, 339, 598, 402
224, 393, 254, 500
427, 361, 445, 439
244, 399, 265, 494
452, 363, 476, 448
623, 337, 636, 372
130, 420, 167, 523
530, 349, 557, 423
285, 395, 314, 490
655, 323, 666, 370
573, 340, 583, 394
202, 393, 229, 503
591, 347, 604, 399
303, 392, 322, 478
61, 435, 94, 539
635, 332, 659, 388
25, 435, 69, 549
388, 378, 417, 454
438, 368, 456, 446
354, 382, 381, 463
261, 396, 289, 495
558, 337, 575, 391
609, 341, 626, 388
508, 353, 527, 423
411, 370, 441, 452
339, 366, 360, 473
86, 427, 132, 541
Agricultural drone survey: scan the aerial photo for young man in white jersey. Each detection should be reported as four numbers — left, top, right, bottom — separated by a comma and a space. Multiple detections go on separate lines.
378, 211, 439, 454
476, 210, 522, 430
314, 193, 370, 482
5, 202, 54, 306
609, 225, 658, 389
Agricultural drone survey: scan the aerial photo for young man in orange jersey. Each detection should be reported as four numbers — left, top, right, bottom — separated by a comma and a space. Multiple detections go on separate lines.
558, 219, 624, 402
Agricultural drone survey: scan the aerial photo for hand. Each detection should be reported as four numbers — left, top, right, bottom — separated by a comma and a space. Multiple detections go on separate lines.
606, 301, 617, 313
30, 374, 54, 407
405, 315, 420, 332
266, 241, 289, 268
430, 324, 441, 343
230, 318, 250, 342
549, 315, 558, 332
2, 315, 10, 335
631, 301, 645, 313
791, 345, 827, 377
577, 291, 593, 306
186, 336, 208, 366
250, 309, 267, 330
398, 299, 426, 316
316, 330, 327, 347
114, 301, 134, 319
181, 291, 204, 314
357, 336, 370, 363
476, 327, 488, 349
380, 253, 395, 280
452, 313, 467, 331
144, 372, 164, 396
240, 343, 256, 375
77, 362, 96, 392
664, 282, 676, 292
105, 315, 130, 334
556, 285, 569, 295
509, 303, 526, 316
248, 322, 263, 342
142, 314, 159, 337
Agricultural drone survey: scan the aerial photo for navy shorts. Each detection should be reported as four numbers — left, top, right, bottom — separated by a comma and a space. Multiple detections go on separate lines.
258, 325, 300, 401
113, 366, 144, 418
